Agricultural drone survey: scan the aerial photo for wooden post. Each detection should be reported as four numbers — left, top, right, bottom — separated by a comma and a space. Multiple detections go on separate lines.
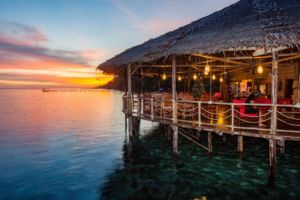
237, 135, 243, 158
127, 64, 133, 137
150, 98, 154, 121
208, 132, 212, 154
269, 51, 278, 180
198, 102, 201, 128
172, 55, 178, 155
231, 104, 235, 131
277, 139, 285, 154
271, 51, 278, 134
269, 139, 277, 182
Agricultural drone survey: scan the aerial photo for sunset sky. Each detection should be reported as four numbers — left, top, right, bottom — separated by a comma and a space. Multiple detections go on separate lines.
0, 0, 238, 88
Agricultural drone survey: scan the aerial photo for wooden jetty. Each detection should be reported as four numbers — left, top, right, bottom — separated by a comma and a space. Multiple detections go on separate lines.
41, 88, 105, 93
98, 0, 300, 181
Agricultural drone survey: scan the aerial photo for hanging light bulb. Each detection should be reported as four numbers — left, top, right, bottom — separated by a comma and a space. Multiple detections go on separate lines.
193, 73, 197, 80
212, 74, 216, 80
162, 73, 167, 80
205, 64, 211, 73
204, 70, 209, 76
178, 75, 182, 81
257, 65, 263, 74
220, 77, 223, 82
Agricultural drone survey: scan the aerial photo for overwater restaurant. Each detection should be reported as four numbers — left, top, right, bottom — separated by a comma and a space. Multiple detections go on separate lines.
98, 0, 300, 180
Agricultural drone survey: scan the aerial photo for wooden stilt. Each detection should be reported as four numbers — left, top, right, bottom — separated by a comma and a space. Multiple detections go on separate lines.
196, 131, 200, 140
127, 63, 133, 138
277, 139, 285, 154
173, 126, 178, 155
237, 135, 243, 158
237, 136, 243, 152
269, 139, 277, 182
208, 132, 212, 154
171, 54, 178, 156
269, 51, 278, 182
222, 135, 226, 143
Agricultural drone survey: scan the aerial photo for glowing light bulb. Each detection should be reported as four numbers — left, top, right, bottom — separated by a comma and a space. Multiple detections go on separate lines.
220, 77, 223, 82
204, 70, 209, 76
178, 75, 182, 81
193, 74, 197, 80
212, 74, 216, 80
205, 64, 210, 72
257, 65, 263, 74
162, 73, 167, 80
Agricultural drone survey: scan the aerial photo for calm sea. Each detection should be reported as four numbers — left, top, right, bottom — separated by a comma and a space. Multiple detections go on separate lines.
0, 89, 299, 200
0, 89, 131, 199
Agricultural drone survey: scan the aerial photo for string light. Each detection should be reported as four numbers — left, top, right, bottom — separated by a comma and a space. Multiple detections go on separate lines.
212, 74, 216, 80
204, 70, 209, 76
193, 73, 197, 80
162, 73, 167, 80
257, 65, 263, 74
220, 77, 223, 82
162, 67, 167, 80
205, 64, 210, 72
257, 59, 263, 74
178, 75, 182, 81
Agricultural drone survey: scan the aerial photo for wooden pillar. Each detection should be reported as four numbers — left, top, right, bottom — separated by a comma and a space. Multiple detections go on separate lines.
237, 135, 243, 158
127, 64, 133, 137
271, 51, 279, 134
208, 132, 212, 154
172, 55, 178, 155
277, 139, 285, 154
269, 51, 278, 180
269, 139, 277, 181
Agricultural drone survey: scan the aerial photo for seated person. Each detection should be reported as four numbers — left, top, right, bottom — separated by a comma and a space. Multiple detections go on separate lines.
245, 93, 258, 114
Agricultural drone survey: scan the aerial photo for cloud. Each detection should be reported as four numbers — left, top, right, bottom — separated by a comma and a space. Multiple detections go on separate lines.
0, 20, 48, 46
0, 42, 90, 66
0, 21, 114, 88
112, 0, 194, 37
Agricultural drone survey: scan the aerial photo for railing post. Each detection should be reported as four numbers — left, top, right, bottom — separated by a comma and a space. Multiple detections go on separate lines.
198, 102, 202, 128
231, 104, 235, 131
150, 98, 154, 121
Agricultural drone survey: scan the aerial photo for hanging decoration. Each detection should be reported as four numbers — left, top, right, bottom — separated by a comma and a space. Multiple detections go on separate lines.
193, 73, 198, 80
178, 75, 182, 81
257, 59, 263, 74
162, 67, 167, 80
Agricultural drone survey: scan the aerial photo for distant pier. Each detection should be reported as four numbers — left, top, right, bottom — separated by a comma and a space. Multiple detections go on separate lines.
41, 88, 107, 93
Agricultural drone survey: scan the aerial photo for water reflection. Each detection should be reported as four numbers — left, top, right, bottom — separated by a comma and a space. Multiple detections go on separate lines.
0, 89, 125, 199
101, 126, 300, 200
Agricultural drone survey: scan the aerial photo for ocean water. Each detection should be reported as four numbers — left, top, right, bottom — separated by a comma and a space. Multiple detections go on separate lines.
0, 89, 299, 200
0, 89, 129, 200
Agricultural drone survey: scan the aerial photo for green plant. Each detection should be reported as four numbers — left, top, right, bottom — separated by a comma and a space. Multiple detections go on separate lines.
192, 80, 205, 98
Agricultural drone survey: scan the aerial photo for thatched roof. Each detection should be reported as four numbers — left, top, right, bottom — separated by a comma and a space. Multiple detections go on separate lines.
98, 0, 300, 72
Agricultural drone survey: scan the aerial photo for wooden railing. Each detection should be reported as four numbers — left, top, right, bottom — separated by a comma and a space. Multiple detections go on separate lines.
123, 94, 300, 135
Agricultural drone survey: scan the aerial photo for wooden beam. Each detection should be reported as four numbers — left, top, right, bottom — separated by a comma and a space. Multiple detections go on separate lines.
262, 53, 300, 66
253, 46, 287, 57
192, 54, 250, 66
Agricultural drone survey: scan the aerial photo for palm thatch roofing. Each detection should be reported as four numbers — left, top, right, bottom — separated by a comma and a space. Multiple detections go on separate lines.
98, 0, 300, 73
